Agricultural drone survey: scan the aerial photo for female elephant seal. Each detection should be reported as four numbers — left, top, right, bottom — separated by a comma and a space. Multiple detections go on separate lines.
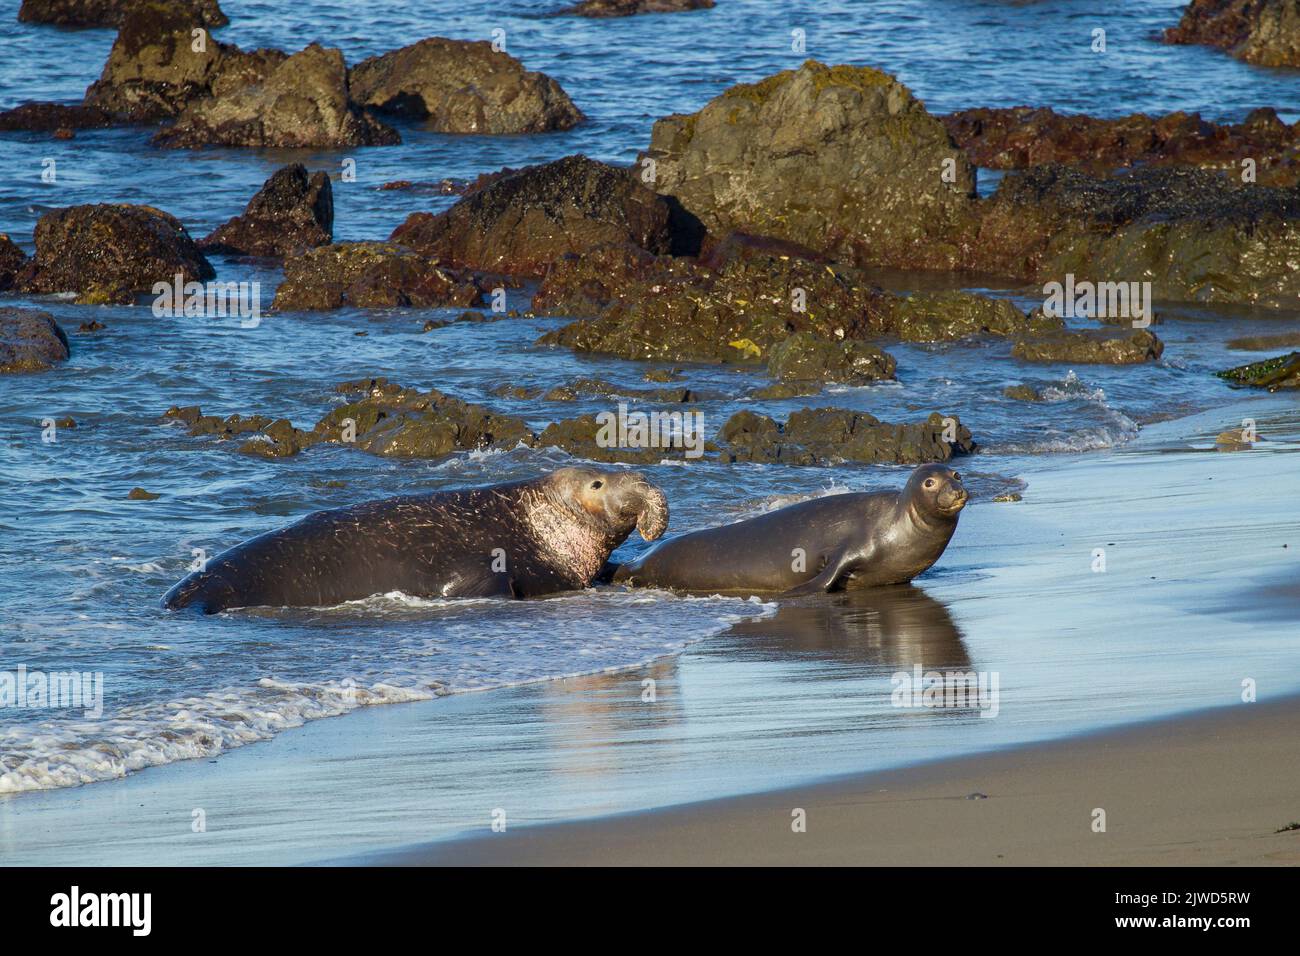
163, 467, 669, 613
614, 463, 965, 597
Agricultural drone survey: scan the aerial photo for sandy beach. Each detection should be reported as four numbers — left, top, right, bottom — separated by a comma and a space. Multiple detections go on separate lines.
370, 693, 1300, 866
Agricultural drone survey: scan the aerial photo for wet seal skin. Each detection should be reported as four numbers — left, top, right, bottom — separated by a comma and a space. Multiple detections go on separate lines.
163, 467, 668, 613
615, 463, 966, 597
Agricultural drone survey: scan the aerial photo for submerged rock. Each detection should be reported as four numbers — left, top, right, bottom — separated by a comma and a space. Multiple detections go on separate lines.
1002, 384, 1043, 402
719, 408, 974, 465
0, 308, 70, 373
1012, 328, 1164, 365
17, 203, 214, 304
0, 102, 120, 131
85, 1, 285, 123
645, 60, 978, 271
153, 44, 399, 148
0, 235, 28, 291
536, 376, 715, 403
1217, 351, 1300, 390
315, 380, 532, 458
1164, 0, 1300, 68
944, 105, 1300, 187
349, 38, 583, 134
391, 155, 672, 277
560, 0, 714, 15
200, 164, 332, 257
19, 0, 227, 27
271, 242, 482, 311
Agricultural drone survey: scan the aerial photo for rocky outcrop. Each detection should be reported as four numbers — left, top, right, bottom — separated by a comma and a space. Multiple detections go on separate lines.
390, 155, 673, 276
0, 308, 70, 373
944, 105, 1300, 187
645, 60, 978, 271
718, 408, 974, 465
17, 203, 214, 304
1217, 351, 1300, 389
534, 242, 1054, 365
270, 242, 481, 311
766, 332, 896, 385
973, 165, 1300, 308
18, 0, 227, 27
0, 235, 28, 290
84, 1, 285, 123
1164, 0, 1300, 68
560, 0, 714, 16
1011, 328, 1164, 365
200, 164, 332, 257
349, 38, 583, 134
153, 43, 398, 148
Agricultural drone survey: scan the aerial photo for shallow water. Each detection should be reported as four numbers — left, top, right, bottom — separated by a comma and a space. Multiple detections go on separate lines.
1, 0, 1300, 803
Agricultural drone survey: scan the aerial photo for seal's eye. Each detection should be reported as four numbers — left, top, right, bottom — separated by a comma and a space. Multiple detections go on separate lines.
951, 472, 962, 482
924, 478, 937, 490
591, 480, 603, 490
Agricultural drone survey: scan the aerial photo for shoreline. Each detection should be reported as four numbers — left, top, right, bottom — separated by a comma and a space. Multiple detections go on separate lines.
1, 395, 1296, 866
358, 694, 1300, 866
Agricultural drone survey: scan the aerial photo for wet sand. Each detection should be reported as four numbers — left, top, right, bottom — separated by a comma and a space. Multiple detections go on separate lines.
371, 694, 1300, 866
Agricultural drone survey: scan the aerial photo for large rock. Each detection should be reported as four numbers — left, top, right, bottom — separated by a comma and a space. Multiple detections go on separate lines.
0, 308, 70, 373
349, 38, 583, 134
1164, 0, 1300, 68
645, 60, 978, 271
1012, 328, 1164, 365
0, 235, 28, 290
534, 242, 1054, 365
271, 242, 482, 311
944, 105, 1300, 187
152, 44, 399, 148
85, 1, 284, 123
973, 165, 1300, 308
18, 0, 227, 27
200, 164, 332, 257
560, 0, 714, 16
719, 408, 974, 465
17, 203, 214, 304
390, 155, 673, 276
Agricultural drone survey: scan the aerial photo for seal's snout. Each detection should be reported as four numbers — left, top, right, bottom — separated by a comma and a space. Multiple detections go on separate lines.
939, 472, 968, 514
632, 478, 669, 541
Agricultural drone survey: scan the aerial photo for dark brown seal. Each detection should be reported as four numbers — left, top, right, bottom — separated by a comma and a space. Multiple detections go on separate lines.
163, 467, 668, 613
614, 463, 966, 597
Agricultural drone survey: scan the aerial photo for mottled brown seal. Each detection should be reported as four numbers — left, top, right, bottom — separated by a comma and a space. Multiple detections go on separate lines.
614, 463, 966, 597
163, 467, 669, 613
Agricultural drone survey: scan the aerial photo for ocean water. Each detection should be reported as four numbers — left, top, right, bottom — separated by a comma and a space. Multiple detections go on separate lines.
1, 0, 1300, 802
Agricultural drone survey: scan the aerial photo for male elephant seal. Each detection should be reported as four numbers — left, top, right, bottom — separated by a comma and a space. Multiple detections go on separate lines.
163, 467, 668, 613
614, 463, 965, 597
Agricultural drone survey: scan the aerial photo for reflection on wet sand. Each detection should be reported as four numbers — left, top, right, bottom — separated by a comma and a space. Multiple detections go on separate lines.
534, 585, 978, 788
536, 659, 685, 780
719, 585, 972, 672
